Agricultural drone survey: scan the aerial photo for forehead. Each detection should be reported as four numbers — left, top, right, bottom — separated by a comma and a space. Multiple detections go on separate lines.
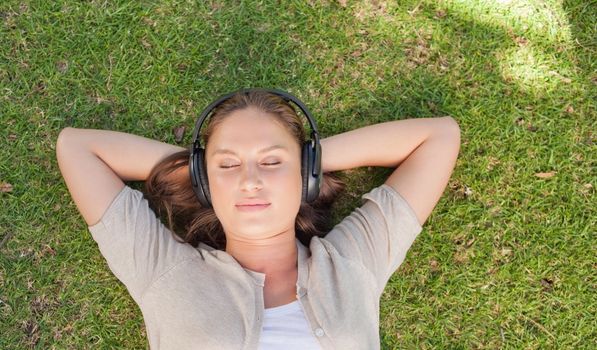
207, 107, 298, 156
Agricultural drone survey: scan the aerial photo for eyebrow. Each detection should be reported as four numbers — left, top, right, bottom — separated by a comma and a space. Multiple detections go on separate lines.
210, 144, 289, 157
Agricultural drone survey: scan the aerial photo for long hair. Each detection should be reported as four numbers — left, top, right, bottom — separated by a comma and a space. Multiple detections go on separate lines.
142, 90, 346, 250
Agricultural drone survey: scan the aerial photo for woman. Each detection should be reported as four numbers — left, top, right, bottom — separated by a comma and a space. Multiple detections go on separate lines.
56, 89, 460, 349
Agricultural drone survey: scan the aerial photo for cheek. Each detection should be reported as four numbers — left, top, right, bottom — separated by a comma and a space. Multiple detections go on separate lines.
206, 172, 234, 213
270, 163, 302, 188
275, 167, 304, 211
208, 171, 233, 191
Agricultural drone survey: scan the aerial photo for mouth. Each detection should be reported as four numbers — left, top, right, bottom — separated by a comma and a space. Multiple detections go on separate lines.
235, 203, 271, 212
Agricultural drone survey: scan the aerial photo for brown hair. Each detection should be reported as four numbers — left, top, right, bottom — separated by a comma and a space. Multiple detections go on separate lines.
142, 90, 345, 250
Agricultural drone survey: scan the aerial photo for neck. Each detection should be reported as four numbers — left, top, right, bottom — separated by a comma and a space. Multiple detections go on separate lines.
225, 230, 298, 276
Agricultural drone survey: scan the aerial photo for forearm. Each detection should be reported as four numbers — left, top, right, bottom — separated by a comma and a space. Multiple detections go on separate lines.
60, 127, 187, 181
320, 116, 459, 172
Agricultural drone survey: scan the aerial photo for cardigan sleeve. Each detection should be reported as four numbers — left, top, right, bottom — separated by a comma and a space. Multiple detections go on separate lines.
87, 185, 198, 302
323, 184, 424, 296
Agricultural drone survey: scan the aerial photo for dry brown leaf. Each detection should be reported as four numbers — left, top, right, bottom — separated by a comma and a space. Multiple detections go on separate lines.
514, 36, 528, 46
173, 126, 186, 143
548, 71, 572, 83
142, 17, 156, 27
0, 182, 13, 192
429, 259, 439, 272
486, 156, 500, 170
141, 37, 152, 49
41, 244, 56, 257
534, 171, 556, 178
489, 206, 501, 216
56, 60, 68, 74
540, 278, 554, 291
580, 183, 593, 195
454, 249, 469, 264
407, 2, 422, 16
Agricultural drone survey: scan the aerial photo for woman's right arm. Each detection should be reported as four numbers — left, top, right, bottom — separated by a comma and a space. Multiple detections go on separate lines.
56, 127, 186, 226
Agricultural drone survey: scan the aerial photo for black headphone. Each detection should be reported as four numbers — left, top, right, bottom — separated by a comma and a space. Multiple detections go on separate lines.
189, 88, 322, 208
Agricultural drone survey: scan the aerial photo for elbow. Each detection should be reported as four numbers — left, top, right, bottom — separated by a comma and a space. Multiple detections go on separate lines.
436, 116, 461, 156
56, 127, 81, 157
442, 116, 461, 136
56, 127, 73, 155
439, 116, 461, 144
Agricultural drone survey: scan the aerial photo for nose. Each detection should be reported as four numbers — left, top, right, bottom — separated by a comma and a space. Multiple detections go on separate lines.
240, 163, 263, 192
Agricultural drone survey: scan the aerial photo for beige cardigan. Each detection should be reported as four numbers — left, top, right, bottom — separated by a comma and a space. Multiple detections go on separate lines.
88, 184, 423, 349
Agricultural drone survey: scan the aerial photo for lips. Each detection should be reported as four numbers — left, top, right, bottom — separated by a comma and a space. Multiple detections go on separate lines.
236, 200, 270, 206
235, 202, 270, 212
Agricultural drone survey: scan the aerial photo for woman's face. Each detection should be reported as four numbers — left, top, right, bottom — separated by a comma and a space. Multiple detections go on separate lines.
205, 107, 303, 241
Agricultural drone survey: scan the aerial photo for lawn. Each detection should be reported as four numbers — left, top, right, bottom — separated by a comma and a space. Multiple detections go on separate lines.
1, 0, 595, 349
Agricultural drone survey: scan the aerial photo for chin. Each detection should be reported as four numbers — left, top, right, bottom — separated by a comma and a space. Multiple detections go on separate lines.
229, 222, 294, 240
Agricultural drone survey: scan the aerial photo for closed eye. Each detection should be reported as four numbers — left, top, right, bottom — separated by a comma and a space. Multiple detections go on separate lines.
219, 162, 280, 169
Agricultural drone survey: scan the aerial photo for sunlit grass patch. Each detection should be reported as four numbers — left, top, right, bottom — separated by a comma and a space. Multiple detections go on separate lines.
436, 0, 573, 45
496, 43, 576, 93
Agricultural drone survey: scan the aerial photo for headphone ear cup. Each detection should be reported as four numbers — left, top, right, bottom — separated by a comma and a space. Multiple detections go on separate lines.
190, 150, 203, 205
196, 148, 212, 207
301, 142, 310, 203
302, 140, 321, 203
190, 148, 212, 208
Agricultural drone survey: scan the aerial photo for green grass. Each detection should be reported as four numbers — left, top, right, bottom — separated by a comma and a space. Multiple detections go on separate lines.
1, 0, 595, 348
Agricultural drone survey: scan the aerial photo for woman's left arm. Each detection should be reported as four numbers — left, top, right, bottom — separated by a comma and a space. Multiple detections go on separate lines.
320, 116, 461, 226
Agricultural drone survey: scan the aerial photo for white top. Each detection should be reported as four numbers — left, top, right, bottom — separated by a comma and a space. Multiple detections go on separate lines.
258, 300, 323, 349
